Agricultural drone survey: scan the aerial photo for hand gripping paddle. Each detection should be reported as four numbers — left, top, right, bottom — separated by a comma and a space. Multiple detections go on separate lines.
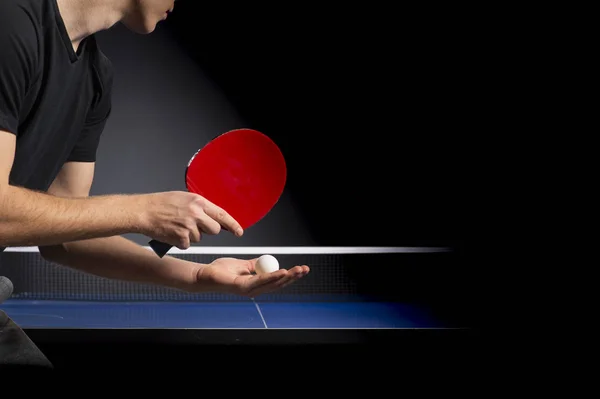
149, 128, 287, 257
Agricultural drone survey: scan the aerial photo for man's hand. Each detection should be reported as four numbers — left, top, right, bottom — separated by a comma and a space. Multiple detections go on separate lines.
194, 257, 310, 297
1, 132, 246, 248
138, 191, 244, 250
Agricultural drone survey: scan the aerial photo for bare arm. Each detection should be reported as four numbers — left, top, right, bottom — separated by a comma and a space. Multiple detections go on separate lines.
38, 161, 201, 291
0, 131, 144, 247
0, 131, 243, 249
36, 162, 309, 296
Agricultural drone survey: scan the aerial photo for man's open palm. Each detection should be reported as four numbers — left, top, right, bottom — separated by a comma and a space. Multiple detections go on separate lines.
195, 257, 309, 297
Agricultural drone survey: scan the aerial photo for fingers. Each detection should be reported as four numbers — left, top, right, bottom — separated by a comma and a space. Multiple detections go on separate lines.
188, 224, 201, 243
195, 212, 222, 235
276, 266, 309, 289
201, 199, 243, 237
246, 258, 258, 274
245, 265, 309, 297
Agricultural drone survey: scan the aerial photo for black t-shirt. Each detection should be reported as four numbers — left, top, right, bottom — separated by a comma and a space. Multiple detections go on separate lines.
0, 0, 113, 191
0, 0, 113, 253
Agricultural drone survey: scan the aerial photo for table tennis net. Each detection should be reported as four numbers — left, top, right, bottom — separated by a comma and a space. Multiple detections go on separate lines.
0, 249, 361, 302
0, 247, 452, 302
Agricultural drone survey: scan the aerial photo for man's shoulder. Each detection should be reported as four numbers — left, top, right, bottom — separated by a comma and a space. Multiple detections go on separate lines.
87, 36, 115, 90
0, 0, 44, 73
93, 42, 114, 78
0, 0, 45, 48
0, 0, 44, 30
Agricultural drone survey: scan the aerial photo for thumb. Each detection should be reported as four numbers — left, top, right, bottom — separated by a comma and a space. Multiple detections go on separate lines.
247, 258, 259, 273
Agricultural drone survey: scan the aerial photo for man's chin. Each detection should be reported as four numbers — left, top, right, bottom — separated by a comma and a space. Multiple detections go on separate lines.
121, 21, 157, 35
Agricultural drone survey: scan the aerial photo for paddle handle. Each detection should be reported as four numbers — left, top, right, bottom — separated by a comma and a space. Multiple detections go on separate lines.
149, 240, 172, 258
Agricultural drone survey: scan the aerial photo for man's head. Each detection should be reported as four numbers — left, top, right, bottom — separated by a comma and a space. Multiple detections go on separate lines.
121, 0, 176, 34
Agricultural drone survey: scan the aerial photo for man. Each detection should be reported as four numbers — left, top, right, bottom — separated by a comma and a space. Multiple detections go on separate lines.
0, 0, 309, 369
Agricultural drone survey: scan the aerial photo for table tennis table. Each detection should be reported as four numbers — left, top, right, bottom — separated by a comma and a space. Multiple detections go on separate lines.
1, 296, 467, 371
1, 246, 473, 370
2, 294, 444, 330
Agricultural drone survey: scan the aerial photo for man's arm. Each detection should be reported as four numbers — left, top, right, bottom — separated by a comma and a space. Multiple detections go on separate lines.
38, 161, 201, 291
0, 7, 150, 247
0, 131, 147, 247
0, 132, 241, 249
0, 1, 242, 251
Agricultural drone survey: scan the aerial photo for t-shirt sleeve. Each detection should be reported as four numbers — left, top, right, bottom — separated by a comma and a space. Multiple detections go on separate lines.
66, 51, 114, 163
0, 3, 39, 135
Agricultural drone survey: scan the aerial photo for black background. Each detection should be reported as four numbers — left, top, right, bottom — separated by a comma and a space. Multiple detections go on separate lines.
161, 2, 471, 250
157, 1, 477, 335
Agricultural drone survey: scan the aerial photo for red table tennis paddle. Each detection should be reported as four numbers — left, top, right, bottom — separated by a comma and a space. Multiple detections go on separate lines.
149, 128, 287, 257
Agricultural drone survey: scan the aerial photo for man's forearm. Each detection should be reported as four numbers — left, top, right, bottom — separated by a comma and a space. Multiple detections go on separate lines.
39, 237, 201, 291
0, 184, 142, 247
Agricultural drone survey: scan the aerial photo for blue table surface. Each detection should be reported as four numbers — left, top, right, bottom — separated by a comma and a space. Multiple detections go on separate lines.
1, 296, 446, 329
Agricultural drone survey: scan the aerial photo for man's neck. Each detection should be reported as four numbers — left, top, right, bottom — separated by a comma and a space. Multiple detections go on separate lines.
56, 0, 128, 51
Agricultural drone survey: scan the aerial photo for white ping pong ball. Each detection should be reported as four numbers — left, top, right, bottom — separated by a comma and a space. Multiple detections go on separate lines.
255, 254, 279, 275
